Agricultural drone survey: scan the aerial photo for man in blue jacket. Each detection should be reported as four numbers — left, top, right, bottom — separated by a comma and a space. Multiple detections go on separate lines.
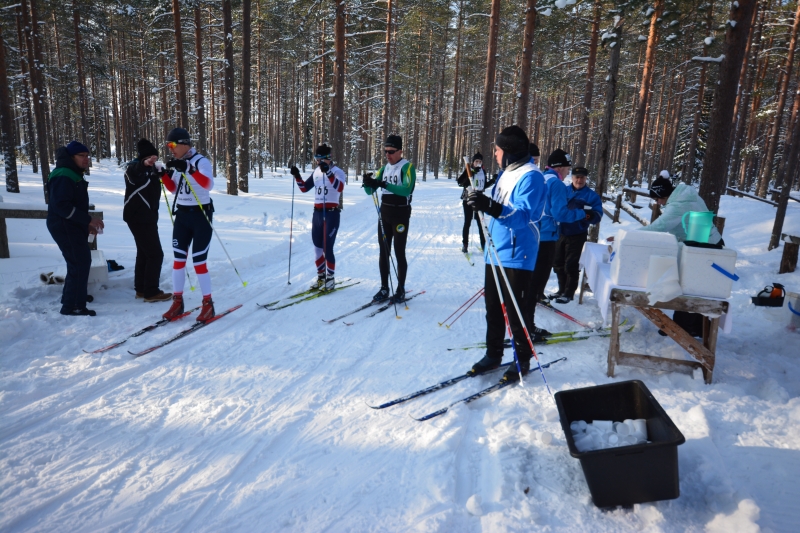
526, 149, 586, 332
466, 126, 546, 383
550, 167, 603, 303
46, 141, 105, 316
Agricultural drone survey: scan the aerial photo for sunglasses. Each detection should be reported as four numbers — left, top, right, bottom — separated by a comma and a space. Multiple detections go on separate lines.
384, 149, 399, 155
314, 154, 329, 160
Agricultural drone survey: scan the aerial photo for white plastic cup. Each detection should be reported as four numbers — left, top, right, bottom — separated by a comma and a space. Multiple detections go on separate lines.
570, 421, 582, 434
613, 422, 631, 436
623, 435, 638, 445
605, 432, 620, 445
574, 434, 594, 452
632, 419, 648, 440
592, 420, 613, 432
539, 431, 553, 445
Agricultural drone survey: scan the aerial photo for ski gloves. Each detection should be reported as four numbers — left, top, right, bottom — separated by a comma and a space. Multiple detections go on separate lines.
467, 190, 503, 218
166, 159, 190, 174
290, 166, 301, 178
362, 173, 385, 189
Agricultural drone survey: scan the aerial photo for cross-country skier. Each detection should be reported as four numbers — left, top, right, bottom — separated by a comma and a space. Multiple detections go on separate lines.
362, 135, 416, 303
457, 152, 495, 253
466, 126, 547, 383
159, 127, 216, 322
549, 166, 603, 303
290, 144, 346, 290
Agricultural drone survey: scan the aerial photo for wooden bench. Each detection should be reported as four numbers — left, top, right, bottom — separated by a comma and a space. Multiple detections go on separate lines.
607, 288, 728, 384
0, 202, 102, 258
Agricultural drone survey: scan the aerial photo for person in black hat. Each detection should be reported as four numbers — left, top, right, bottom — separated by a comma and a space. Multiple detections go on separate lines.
456, 152, 488, 252
46, 140, 105, 316
549, 166, 603, 303
529, 142, 540, 168
160, 127, 218, 323
465, 125, 547, 384
526, 149, 587, 330
362, 135, 417, 303
123, 138, 172, 303
290, 144, 346, 290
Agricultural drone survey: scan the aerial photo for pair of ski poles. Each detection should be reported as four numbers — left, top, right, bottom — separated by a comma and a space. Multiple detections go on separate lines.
463, 156, 551, 393
162, 166, 248, 288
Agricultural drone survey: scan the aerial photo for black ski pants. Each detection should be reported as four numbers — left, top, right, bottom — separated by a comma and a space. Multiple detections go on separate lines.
526, 240, 557, 328
462, 202, 486, 250
46, 215, 91, 312
553, 233, 587, 298
484, 264, 534, 364
127, 221, 165, 298
378, 204, 411, 290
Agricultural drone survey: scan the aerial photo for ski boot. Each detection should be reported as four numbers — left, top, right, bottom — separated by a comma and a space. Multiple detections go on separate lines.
323, 277, 336, 291
467, 355, 502, 377
196, 296, 215, 322
162, 294, 184, 320
310, 277, 325, 290
501, 360, 530, 383
373, 286, 390, 302
390, 287, 406, 304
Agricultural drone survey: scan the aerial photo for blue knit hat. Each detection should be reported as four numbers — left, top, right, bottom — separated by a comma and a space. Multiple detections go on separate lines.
65, 141, 90, 156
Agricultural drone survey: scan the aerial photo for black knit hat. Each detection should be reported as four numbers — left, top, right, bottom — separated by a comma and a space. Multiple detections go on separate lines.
495, 126, 529, 155
315, 144, 332, 158
547, 148, 572, 168
529, 143, 540, 157
572, 166, 589, 177
385, 135, 403, 150
472, 152, 483, 162
649, 176, 675, 199
166, 127, 192, 145
137, 138, 159, 159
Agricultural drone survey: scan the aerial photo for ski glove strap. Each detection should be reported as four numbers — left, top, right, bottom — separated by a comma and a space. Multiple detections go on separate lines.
467, 191, 503, 217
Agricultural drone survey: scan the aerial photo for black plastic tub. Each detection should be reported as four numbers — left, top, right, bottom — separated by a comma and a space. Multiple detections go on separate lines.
555, 380, 686, 508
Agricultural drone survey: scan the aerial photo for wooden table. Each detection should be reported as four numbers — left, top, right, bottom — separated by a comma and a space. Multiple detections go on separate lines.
0, 203, 102, 258
607, 288, 728, 384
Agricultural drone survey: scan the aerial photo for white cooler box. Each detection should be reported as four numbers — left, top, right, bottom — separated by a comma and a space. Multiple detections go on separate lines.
679, 244, 737, 299
610, 229, 678, 288
88, 249, 109, 285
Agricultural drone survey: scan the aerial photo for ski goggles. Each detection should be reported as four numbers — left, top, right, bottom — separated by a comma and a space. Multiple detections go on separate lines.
166, 140, 190, 149
314, 154, 330, 160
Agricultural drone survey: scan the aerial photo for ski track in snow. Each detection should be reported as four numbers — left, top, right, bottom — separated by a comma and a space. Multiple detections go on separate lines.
1, 160, 800, 532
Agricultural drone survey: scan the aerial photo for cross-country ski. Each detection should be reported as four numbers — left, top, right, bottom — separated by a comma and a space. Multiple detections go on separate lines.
128, 305, 243, 356
83, 306, 201, 353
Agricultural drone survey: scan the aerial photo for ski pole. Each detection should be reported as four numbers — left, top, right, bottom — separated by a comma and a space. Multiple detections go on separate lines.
182, 172, 248, 287
438, 286, 484, 326
465, 156, 551, 393
371, 192, 400, 317
446, 288, 485, 328
537, 301, 592, 330
161, 181, 195, 292
288, 168, 295, 285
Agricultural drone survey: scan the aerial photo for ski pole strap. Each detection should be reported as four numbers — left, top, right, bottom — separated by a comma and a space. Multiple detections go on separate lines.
711, 262, 739, 281
170, 175, 183, 216
789, 302, 800, 316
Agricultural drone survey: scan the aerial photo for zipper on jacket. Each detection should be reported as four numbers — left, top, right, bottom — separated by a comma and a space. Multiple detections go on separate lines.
511, 234, 517, 258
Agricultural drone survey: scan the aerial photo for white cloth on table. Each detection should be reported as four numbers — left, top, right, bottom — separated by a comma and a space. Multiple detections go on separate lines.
578, 242, 732, 330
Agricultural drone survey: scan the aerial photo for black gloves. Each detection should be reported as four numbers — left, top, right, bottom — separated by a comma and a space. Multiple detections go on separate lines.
290, 166, 301, 178
318, 161, 330, 174
166, 159, 188, 173
362, 174, 384, 189
467, 191, 503, 218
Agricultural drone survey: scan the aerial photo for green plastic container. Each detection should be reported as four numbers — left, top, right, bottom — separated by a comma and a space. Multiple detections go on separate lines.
681, 211, 714, 243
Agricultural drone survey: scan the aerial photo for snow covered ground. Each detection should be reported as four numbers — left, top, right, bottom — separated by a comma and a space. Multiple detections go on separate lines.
1, 159, 799, 532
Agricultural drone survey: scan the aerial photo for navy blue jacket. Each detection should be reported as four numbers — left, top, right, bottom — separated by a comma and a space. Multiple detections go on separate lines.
560, 185, 603, 236
538, 168, 586, 242
47, 147, 91, 231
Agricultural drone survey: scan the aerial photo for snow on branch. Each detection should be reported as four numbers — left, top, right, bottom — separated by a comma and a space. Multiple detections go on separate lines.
692, 55, 725, 63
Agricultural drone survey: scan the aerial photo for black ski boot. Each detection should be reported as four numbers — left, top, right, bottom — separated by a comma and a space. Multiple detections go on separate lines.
461, 243, 468, 254
373, 286, 390, 302
501, 360, 530, 383
390, 287, 406, 304
467, 355, 502, 377
532, 325, 551, 342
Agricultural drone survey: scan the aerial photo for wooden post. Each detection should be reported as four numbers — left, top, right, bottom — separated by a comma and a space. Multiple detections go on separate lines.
650, 201, 661, 223
630, 181, 639, 203
0, 217, 8, 258
613, 193, 622, 223
714, 216, 726, 237
780, 235, 799, 274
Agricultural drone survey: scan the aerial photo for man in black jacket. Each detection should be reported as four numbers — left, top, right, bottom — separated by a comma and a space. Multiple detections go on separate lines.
124, 139, 171, 302
46, 141, 104, 316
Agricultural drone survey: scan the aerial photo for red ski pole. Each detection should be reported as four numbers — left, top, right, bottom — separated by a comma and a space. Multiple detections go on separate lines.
438, 287, 484, 326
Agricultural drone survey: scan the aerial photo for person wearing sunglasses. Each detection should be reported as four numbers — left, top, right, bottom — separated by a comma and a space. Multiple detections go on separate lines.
362, 134, 416, 303
159, 127, 217, 323
290, 144, 346, 290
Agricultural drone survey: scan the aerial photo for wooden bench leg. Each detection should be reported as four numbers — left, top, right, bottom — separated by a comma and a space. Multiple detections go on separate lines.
607, 301, 621, 377
702, 316, 720, 384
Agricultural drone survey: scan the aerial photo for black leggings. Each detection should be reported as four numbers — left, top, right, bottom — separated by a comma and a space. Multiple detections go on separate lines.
378, 205, 411, 290
462, 202, 486, 249
553, 233, 587, 297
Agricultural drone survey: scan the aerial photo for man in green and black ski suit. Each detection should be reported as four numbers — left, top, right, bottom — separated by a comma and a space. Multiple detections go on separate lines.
362, 134, 416, 304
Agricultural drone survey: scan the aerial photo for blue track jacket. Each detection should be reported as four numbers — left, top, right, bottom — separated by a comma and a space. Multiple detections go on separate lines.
538, 168, 587, 242
483, 160, 546, 271
559, 185, 604, 236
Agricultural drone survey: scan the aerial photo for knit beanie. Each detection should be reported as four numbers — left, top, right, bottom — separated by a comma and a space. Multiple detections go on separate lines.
385, 135, 403, 150
166, 127, 192, 145
495, 126, 529, 156
547, 149, 572, 168
649, 176, 675, 199
65, 140, 90, 156
137, 138, 159, 159
472, 152, 483, 163
529, 143, 540, 157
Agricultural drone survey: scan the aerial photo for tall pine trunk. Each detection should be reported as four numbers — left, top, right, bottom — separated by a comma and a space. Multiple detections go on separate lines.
516, 0, 537, 130
194, 7, 207, 153
0, 23, 19, 193
382, 0, 393, 138
172, 0, 188, 126
480, 0, 501, 165
576, 0, 601, 166
699, 0, 757, 213
21, 0, 50, 201
222, 0, 237, 194
330, 0, 346, 169
238, 0, 252, 192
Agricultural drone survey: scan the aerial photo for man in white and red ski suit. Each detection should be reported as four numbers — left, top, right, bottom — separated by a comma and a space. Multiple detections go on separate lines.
160, 127, 217, 322
290, 144, 346, 290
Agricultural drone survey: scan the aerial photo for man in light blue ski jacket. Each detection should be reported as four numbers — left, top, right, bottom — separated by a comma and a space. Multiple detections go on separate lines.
466, 125, 546, 384
527, 149, 586, 333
